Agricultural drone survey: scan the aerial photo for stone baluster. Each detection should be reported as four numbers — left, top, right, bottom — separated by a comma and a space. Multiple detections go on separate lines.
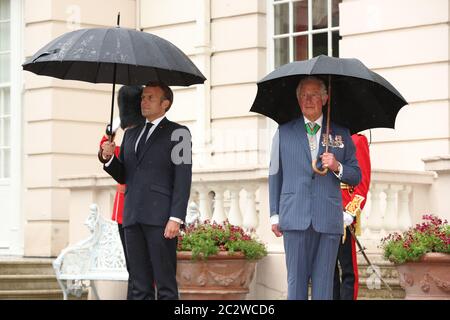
242, 184, 259, 231
227, 184, 243, 226
211, 187, 226, 224
197, 186, 212, 222
383, 184, 400, 232
397, 185, 412, 231
367, 183, 385, 232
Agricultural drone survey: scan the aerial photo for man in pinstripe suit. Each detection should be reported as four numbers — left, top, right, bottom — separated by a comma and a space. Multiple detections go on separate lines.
269, 76, 361, 300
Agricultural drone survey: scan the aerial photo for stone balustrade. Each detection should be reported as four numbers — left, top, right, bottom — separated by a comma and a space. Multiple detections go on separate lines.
186, 166, 267, 231
59, 166, 269, 245
59, 167, 436, 249
358, 169, 436, 251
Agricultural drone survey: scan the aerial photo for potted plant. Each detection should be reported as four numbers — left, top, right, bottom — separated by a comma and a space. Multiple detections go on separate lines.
380, 214, 450, 299
176, 220, 268, 300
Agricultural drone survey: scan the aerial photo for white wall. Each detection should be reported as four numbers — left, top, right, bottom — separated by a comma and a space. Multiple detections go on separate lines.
340, 0, 450, 171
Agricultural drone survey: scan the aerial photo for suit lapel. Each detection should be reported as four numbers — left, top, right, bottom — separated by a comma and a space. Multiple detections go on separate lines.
136, 117, 169, 165
293, 118, 312, 162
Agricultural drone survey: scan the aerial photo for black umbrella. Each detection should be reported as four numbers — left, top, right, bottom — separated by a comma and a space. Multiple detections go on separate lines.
250, 55, 407, 175
22, 14, 206, 137
250, 54, 407, 134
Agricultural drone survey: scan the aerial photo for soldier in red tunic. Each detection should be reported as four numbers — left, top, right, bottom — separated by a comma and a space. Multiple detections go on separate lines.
99, 85, 144, 299
333, 133, 371, 300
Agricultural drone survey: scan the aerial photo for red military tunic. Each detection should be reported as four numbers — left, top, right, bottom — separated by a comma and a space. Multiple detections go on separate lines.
340, 133, 371, 299
342, 134, 371, 233
100, 135, 125, 225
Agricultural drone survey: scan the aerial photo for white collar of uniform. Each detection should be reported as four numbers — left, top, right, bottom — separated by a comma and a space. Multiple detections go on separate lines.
303, 114, 323, 128
146, 115, 165, 127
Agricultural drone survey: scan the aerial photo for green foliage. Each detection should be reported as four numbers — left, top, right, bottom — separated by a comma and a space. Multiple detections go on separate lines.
178, 220, 268, 261
380, 215, 450, 264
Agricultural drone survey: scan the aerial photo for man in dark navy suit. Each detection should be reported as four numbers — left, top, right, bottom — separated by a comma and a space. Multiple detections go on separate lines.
100, 81, 192, 300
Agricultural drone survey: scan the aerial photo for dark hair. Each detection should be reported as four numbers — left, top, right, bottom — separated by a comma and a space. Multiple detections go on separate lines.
118, 85, 145, 129
145, 81, 174, 111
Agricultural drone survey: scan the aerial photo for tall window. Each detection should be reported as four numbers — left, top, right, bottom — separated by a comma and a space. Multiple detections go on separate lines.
0, 0, 11, 179
272, 0, 341, 68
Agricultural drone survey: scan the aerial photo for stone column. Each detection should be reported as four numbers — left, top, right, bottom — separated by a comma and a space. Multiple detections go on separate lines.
423, 156, 450, 222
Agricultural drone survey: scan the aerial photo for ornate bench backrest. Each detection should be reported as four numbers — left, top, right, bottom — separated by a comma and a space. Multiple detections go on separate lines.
53, 204, 128, 299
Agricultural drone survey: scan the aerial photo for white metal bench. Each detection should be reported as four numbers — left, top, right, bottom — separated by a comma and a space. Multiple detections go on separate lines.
53, 204, 128, 300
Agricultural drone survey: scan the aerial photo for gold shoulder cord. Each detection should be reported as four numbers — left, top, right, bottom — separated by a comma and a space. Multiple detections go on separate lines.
345, 195, 365, 236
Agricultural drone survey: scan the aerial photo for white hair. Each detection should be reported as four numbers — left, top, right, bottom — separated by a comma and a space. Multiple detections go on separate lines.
296, 76, 327, 97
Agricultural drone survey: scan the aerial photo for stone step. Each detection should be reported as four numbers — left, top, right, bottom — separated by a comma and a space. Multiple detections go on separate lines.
0, 257, 55, 275
354, 253, 405, 300
0, 289, 64, 300
0, 275, 60, 291
0, 256, 77, 300
358, 276, 405, 300
0, 288, 89, 300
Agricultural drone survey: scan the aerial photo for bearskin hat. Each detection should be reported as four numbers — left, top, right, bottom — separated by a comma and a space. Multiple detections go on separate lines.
118, 85, 145, 129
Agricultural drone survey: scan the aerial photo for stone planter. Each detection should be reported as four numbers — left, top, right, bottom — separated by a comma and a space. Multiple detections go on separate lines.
176, 251, 257, 300
396, 253, 450, 300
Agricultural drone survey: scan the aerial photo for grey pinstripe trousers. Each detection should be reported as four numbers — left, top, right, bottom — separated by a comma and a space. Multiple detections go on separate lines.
283, 226, 340, 300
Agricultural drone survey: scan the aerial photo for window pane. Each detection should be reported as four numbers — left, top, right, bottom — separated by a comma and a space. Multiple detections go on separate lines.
0, 52, 9, 82
313, 0, 328, 30
3, 116, 9, 146
3, 148, 10, 178
293, 35, 308, 61
274, 37, 289, 68
274, 3, 289, 35
332, 0, 342, 27
0, 22, 10, 51
312, 32, 327, 57
293, 0, 308, 33
0, 0, 10, 20
3, 87, 9, 115
332, 31, 340, 57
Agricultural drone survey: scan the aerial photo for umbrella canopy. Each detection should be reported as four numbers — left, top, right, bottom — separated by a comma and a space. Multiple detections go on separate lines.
23, 17, 206, 136
22, 27, 206, 86
250, 55, 407, 134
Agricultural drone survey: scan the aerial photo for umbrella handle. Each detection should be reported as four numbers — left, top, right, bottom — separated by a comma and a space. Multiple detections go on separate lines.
311, 74, 332, 177
312, 159, 328, 176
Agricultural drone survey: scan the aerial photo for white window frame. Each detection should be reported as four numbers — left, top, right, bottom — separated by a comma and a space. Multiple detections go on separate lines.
0, 86, 11, 181
0, 0, 12, 182
268, 0, 341, 71
0, 0, 24, 255
0, 0, 21, 185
